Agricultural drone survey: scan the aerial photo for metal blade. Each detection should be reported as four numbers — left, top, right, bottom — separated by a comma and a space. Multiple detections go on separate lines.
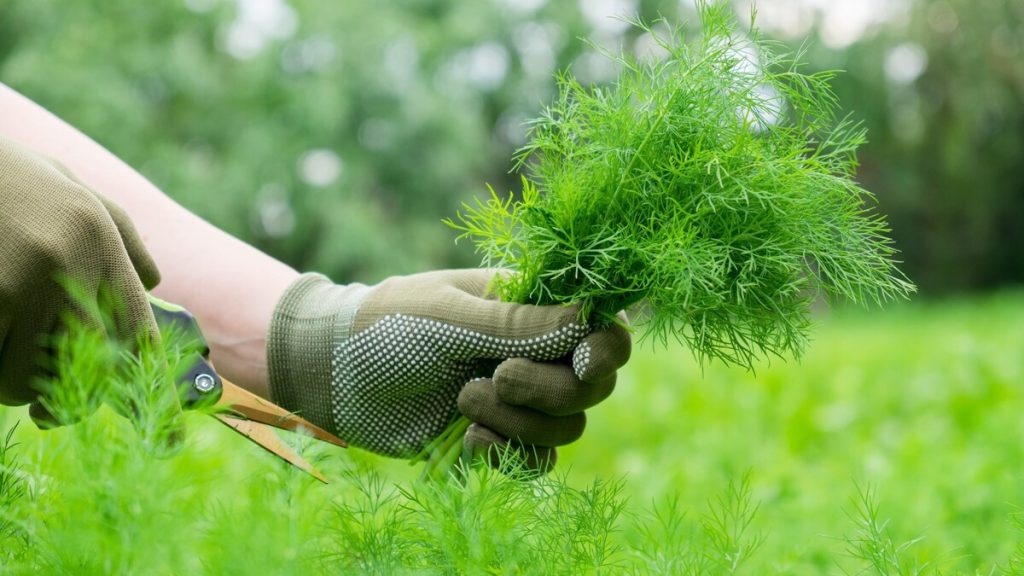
216, 414, 328, 484
216, 378, 347, 448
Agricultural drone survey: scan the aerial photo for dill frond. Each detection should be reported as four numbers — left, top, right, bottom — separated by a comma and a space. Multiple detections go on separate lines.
449, 1, 914, 368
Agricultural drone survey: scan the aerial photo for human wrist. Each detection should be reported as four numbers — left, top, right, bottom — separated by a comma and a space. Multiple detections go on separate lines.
266, 273, 369, 429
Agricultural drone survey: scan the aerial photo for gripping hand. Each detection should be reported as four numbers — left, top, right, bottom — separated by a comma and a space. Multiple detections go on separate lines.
0, 137, 180, 432
268, 269, 630, 469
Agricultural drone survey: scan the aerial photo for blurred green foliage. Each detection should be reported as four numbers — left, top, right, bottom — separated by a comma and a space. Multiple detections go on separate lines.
817, 0, 1024, 293
0, 0, 664, 282
0, 0, 1021, 292
565, 290, 1024, 573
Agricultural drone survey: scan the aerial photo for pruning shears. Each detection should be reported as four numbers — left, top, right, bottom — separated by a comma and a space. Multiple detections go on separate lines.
148, 295, 346, 483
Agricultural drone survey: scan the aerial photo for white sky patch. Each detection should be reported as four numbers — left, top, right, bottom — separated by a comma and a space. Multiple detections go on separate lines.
885, 42, 928, 86
384, 37, 421, 92
572, 49, 620, 84
468, 43, 511, 90
514, 21, 564, 78
817, 1, 881, 49
298, 149, 343, 188
579, 0, 638, 33
734, 0, 815, 39
255, 183, 295, 238
496, 109, 530, 146
726, 0, 908, 50
445, 42, 511, 91
493, 0, 548, 15
223, 0, 298, 60
280, 35, 337, 74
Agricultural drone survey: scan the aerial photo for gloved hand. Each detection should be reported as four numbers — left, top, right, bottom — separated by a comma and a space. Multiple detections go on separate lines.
0, 137, 179, 431
267, 269, 631, 471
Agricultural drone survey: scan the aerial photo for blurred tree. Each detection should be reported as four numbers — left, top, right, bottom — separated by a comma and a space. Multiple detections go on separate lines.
0, 0, 677, 282
818, 0, 1024, 293
1, 0, 1020, 294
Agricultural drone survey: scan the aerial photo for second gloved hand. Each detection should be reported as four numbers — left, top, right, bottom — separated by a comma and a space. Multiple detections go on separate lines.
0, 137, 183, 439
267, 269, 630, 468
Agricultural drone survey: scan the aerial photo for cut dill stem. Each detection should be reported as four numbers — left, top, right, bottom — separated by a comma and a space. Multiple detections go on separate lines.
424, 1, 914, 477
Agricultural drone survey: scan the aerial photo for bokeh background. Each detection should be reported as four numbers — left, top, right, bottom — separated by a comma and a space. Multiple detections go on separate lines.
2, 0, 1021, 293
3, 1, 1024, 572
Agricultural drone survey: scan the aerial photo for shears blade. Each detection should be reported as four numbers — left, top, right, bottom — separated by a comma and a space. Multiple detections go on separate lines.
216, 414, 328, 484
215, 378, 346, 449
211, 377, 345, 483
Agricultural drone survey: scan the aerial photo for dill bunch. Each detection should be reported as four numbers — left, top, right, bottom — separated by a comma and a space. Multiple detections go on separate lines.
449, 2, 913, 367
424, 2, 914, 479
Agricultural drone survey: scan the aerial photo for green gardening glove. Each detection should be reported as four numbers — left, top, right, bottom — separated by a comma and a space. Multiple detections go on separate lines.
0, 137, 181, 431
267, 269, 631, 470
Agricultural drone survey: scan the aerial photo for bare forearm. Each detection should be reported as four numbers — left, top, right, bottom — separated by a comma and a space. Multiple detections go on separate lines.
0, 83, 296, 396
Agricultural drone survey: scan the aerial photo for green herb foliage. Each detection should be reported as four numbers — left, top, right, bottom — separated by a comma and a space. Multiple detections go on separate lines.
844, 485, 931, 576
2, 291, 1024, 573
0, 423, 25, 547
0, 310, 761, 574
449, 2, 913, 366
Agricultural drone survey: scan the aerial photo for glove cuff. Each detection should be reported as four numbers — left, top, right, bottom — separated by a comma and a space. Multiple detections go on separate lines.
267, 273, 369, 429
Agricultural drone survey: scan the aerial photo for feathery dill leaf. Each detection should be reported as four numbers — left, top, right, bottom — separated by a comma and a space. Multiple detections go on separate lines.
448, 2, 914, 368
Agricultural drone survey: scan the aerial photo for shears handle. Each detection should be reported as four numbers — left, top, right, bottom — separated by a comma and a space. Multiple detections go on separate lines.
147, 295, 224, 409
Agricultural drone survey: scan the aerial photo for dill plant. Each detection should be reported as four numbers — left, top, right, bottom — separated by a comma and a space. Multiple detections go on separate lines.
425, 2, 913, 476
845, 485, 932, 576
0, 423, 26, 548
4, 297, 1024, 573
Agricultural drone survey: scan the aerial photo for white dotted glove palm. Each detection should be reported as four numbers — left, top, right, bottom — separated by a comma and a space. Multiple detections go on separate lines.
267, 269, 630, 468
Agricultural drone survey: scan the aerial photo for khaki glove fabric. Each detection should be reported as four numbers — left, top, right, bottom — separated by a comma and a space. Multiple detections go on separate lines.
267, 269, 631, 470
0, 137, 168, 426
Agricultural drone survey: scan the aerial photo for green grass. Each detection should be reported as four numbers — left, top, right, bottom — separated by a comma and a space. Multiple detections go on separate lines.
1, 292, 1023, 574
569, 291, 1024, 574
